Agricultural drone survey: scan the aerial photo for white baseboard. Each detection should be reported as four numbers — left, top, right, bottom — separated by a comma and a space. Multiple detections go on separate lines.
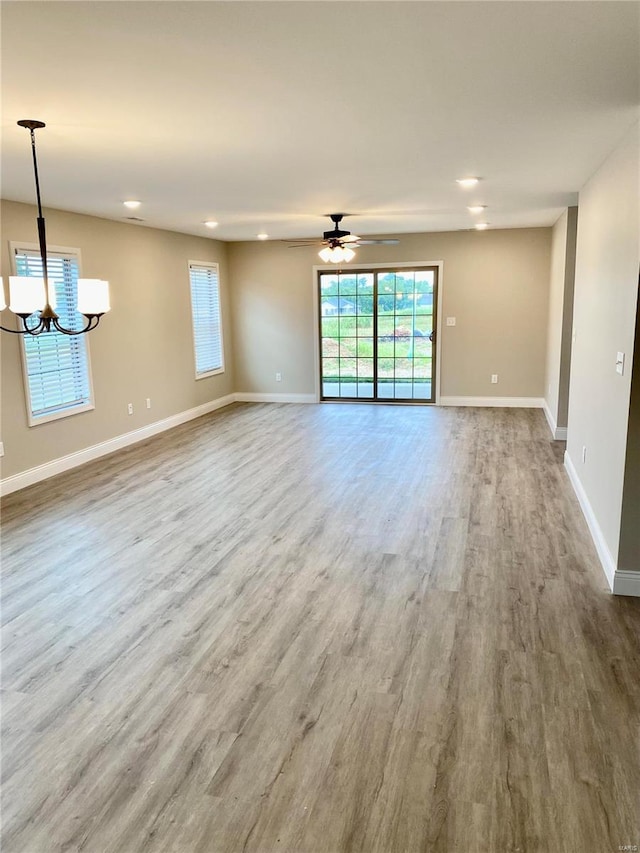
563, 450, 617, 592
613, 571, 640, 597
234, 392, 317, 404
542, 400, 568, 440
0, 394, 236, 497
543, 400, 557, 436
439, 396, 544, 408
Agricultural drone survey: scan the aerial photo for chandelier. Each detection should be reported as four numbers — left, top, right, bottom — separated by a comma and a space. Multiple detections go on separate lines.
0, 120, 110, 336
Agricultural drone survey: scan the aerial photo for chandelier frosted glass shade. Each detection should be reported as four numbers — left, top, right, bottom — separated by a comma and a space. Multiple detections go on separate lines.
76, 279, 111, 315
8, 276, 50, 314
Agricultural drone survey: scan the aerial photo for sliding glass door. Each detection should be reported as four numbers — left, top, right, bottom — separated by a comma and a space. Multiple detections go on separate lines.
319, 267, 437, 402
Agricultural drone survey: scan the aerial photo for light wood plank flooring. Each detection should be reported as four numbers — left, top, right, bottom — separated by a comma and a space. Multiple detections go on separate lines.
2, 402, 639, 853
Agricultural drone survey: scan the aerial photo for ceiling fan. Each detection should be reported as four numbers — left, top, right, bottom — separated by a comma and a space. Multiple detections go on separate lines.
288, 214, 399, 263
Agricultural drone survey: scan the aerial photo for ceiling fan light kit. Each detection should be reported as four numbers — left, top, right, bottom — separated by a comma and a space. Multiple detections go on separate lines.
319, 244, 356, 264
0, 120, 110, 337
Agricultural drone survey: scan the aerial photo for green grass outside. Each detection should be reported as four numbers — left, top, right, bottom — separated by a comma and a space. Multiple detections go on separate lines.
321, 309, 434, 378
321, 310, 433, 338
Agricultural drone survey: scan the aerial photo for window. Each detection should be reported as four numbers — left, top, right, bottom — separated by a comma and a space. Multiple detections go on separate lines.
12, 244, 94, 425
188, 262, 224, 378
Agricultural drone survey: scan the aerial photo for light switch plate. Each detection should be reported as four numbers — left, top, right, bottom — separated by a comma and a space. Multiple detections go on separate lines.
616, 352, 625, 375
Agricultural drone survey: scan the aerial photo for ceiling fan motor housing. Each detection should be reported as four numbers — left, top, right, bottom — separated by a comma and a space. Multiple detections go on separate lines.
323, 226, 351, 241
323, 213, 351, 242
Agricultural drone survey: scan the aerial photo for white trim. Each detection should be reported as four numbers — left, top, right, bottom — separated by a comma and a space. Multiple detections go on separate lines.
439, 396, 544, 408
311, 260, 444, 405
0, 394, 236, 497
543, 399, 557, 434
195, 366, 225, 381
9, 240, 85, 260
234, 392, 316, 404
542, 399, 568, 440
613, 571, 640, 597
564, 449, 617, 591
28, 401, 96, 426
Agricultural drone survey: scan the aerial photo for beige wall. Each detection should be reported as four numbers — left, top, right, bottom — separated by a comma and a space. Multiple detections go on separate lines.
566, 120, 640, 570
545, 207, 577, 431
228, 228, 551, 399
1, 201, 233, 479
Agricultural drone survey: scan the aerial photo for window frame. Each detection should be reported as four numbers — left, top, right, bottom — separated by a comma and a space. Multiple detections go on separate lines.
187, 260, 225, 380
10, 241, 96, 427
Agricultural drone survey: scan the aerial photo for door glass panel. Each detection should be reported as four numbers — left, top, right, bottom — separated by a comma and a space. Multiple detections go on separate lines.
356, 357, 374, 398
375, 270, 435, 401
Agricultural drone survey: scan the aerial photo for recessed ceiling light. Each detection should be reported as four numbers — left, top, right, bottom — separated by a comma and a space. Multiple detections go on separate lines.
257, 233, 269, 240
203, 220, 219, 229
467, 205, 487, 214
123, 200, 141, 209
456, 178, 480, 188
475, 222, 490, 230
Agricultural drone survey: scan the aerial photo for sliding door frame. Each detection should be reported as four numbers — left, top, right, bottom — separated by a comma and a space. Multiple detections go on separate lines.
312, 260, 444, 405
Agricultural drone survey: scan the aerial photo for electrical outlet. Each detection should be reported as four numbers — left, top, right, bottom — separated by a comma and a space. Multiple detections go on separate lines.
0, 441, 4, 457
127, 403, 134, 415
491, 374, 498, 384
146, 398, 151, 409
446, 317, 456, 326
276, 372, 282, 382
582, 446, 587, 463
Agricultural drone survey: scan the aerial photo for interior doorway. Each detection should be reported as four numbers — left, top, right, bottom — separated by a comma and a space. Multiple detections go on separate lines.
318, 266, 438, 402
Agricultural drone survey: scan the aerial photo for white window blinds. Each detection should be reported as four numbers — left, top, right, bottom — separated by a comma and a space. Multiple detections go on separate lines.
15, 248, 93, 421
189, 262, 224, 377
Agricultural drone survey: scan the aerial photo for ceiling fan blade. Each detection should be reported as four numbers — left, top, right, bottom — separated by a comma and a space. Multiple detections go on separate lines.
340, 234, 361, 243
355, 239, 400, 245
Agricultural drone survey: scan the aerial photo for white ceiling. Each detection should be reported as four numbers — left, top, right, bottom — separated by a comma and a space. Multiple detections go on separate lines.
1, 1, 638, 242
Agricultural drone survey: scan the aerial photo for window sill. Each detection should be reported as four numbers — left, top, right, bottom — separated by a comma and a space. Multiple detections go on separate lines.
28, 402, 95, 428
195, 367, 225, 381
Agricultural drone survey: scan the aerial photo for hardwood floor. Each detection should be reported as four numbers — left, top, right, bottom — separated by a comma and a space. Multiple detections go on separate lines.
1, 402, 639, 853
